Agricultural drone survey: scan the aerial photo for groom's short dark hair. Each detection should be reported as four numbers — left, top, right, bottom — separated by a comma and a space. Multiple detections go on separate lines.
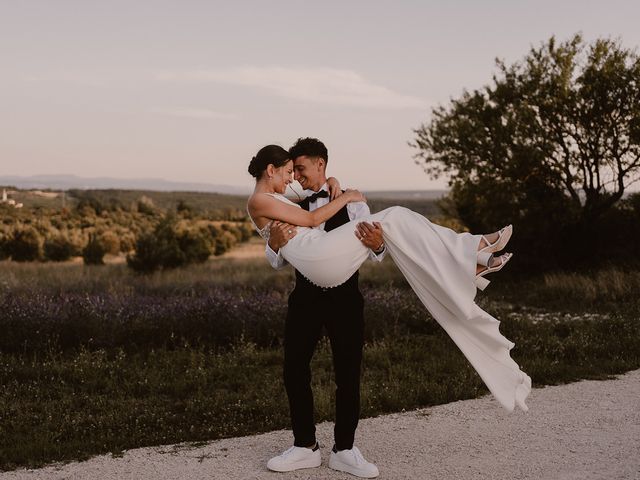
289, 137, 328, 164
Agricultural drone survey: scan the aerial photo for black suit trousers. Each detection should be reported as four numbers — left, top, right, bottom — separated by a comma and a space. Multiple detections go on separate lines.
283, 275, 364, 451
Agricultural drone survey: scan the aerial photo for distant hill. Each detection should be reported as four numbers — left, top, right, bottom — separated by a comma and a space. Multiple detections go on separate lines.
0, 175, 448, 199
0, 174, 251, 195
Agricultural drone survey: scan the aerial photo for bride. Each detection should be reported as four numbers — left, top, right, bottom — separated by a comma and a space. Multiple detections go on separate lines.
247, 144, 531, 412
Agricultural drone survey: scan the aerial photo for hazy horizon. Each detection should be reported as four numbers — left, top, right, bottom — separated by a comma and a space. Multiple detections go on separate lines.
2, 1, 640, 191
0, 173, 450, 196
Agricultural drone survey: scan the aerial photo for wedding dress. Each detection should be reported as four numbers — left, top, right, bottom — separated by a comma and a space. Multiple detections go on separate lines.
250, 192, 531, 412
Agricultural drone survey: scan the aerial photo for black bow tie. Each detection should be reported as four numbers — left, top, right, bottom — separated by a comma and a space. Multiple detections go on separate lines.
306, 190, 329, 203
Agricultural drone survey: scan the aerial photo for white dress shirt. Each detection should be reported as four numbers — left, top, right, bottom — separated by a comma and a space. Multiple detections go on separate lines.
265, 184, 387, 270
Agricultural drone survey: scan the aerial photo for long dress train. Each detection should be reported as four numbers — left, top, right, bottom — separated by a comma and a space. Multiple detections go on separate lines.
252, 193, 531, 412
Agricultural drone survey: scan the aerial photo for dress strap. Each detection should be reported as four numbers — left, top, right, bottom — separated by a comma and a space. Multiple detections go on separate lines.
246, 206, 272, 241
247, 212, 271, 241
261, 192, 302, 208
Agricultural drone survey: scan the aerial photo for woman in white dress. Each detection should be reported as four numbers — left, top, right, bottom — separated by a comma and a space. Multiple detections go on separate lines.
247, 145, 531, 412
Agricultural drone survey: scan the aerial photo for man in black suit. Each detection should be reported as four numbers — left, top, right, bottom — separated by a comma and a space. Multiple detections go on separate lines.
265, 138, 384, 478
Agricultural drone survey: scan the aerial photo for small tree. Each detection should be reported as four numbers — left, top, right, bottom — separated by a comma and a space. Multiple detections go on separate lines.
239, 222, 255, 242
213, 230, 237, 256
126, 230, 163, 273
118, 231, 136, 253
127, 215, 213, 273
137, 196, 156, 215
44, 233, 75, 262
99, 230, 121, 255
7, 226, 42, 262
83, 233, 106, 265
0, 232, 9, 260
177, 226, 213, 264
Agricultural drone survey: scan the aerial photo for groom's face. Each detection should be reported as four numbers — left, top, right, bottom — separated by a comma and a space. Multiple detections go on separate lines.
293, 156, 325, 191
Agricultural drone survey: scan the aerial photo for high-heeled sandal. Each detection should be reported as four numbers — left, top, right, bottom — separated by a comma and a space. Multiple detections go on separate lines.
479, 225, 513, 254
475, 252, 513, 291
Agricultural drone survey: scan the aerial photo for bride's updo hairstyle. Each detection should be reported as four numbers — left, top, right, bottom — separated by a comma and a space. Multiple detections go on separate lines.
248, 145, 291, 179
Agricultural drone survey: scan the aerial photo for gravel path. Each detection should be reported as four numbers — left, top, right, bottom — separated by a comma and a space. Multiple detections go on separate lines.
4, 370, 639, 480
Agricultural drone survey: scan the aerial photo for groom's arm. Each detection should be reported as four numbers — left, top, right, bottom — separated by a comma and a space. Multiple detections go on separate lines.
265, 221, 296, 270
348, 202, 387, 262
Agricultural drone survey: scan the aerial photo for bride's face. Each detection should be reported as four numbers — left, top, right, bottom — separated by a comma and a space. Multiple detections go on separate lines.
271, 160, 294, 194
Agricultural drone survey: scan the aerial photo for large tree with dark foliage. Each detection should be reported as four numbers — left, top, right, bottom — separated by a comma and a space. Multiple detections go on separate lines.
127, 214, 213, 273
412, 34, 640, 269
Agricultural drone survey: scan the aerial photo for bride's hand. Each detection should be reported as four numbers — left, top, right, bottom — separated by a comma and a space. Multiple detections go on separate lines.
345, 189, 366, 203
326, 177, 343, 200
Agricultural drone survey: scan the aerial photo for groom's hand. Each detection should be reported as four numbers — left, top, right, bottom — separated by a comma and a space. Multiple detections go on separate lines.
268, 221, 297, 252
355, 221, 384, 253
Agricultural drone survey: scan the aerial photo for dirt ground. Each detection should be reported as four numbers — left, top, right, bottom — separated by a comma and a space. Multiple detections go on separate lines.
4, 369, 639, 480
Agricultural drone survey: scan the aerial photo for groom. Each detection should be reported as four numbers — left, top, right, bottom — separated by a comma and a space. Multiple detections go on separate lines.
265, 137, 384, 478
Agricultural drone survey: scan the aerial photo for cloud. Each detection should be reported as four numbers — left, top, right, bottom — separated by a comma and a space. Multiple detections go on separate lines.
157, 67, 427, 109
150, 108, 239, 120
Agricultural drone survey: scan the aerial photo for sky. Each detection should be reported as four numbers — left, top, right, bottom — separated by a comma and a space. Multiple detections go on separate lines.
2, 0, 640, 191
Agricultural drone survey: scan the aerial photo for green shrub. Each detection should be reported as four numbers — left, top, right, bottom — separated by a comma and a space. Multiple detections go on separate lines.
82, 233, 106, 265
127, 215, 212, 273
44, 233, 75, 262
119, 231, 136, 253
76, 198, 104, 215
0, 232, 9, 260
6, 226, 42, 262
67, 230, 86, 256
177, 226, 212, 264
126, 230, 161, 272
137, 196, 156, 215
214, 230, 237, 256
238, 222, 254, 241
220, 222, 242, 242
99, 230, 120, 255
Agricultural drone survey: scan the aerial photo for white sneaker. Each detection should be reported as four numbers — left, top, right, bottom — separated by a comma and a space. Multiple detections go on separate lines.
328, 446, 379, 478
266, 444, 321, 472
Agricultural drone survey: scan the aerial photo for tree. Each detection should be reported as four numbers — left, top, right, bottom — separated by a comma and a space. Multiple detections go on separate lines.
0, 232, 9, 260
98, 230, 120, 255
83, 233, 106, 265
136, 196, 156, 215
412, 34, 640, 268
126, 214, 213, 273
44, 233, 75, 261
6, 226, 42, 262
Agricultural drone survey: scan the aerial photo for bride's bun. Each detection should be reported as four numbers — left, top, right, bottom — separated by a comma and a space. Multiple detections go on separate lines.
248, 145, 291, 179
247, 156, 261, 177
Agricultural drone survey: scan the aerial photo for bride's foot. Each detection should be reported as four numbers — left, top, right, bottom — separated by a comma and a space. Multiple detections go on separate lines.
475, 252, 513, 291
478, 225, 512, 253
476, 252, 513, 276
478, 232, 498, 251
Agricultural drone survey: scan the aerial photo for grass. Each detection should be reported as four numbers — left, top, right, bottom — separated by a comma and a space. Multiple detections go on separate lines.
2, 312, 638, 471
0, 256, 294, 295
0, 258, 638, 470
542, 268, 640, 303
